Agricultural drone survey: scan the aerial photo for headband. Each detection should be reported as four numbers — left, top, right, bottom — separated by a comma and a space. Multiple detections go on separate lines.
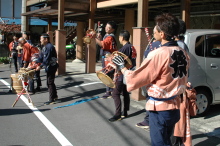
42, 36, 49, 38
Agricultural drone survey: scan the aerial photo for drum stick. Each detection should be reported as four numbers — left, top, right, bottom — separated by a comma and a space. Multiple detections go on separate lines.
97, 21, 100, 34
143, 28, 154, 59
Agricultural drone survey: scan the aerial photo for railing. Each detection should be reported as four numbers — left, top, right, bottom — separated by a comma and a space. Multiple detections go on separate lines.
65, 26, 77, 44
52, 25, 77, 45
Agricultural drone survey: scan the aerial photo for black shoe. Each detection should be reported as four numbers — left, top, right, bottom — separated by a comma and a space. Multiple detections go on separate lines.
172, 137, 184, 146
135, 122, 149, 129
35, 87, 41, 92
121, 111, 128, 118
54, 96, 59, 101
108, 115, 122, 122
44, 100, 56, 105
101, 92, 112, 99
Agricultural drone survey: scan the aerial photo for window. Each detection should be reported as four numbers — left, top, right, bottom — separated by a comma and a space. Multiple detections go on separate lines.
206, 34, 220, 58
195, 35, 205, 57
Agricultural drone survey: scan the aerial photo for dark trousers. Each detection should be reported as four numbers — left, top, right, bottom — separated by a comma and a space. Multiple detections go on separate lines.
143, 110, 150, 125
143, 97, 150, 125
17, 57, 23, 68
106, 86, 113, 93
29, 70, 42, 92
101, 58, 105, 68
12, 54, 18, 72
149, 110, 180, 146
112, 81, 130, 116
46, 65, 58, 101
96, 44, 101, 62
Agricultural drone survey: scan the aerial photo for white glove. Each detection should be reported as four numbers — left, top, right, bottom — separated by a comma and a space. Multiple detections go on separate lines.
112, 55, 125, 70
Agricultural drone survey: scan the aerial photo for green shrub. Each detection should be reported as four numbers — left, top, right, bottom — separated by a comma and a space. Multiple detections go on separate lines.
0, 57, 9, 64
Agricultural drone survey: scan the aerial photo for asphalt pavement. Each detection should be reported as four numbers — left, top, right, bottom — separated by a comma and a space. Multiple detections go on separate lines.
0, 59, 220, 146
67, 59, 220, 138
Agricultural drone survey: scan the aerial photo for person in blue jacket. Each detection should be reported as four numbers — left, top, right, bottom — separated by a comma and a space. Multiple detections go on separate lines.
37, 33, 59, 105
109, 30, 136, 122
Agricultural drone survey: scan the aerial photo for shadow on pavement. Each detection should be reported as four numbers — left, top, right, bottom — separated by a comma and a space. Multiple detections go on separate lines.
0, 108, 50, 116
0, 77, 9, 80
190, 105, 220, 120
123, 109, 146, 119
203, 105, 220, 119
56, 76, 84, 90
34, 79, 85, 94
55, 88, 106, 104
74, 88, 106, 98
56, 95, 81, 103
193, 133, 220, 146
189, 105, 220, 120
65, 72, 86, 76
85, 97, 150, 145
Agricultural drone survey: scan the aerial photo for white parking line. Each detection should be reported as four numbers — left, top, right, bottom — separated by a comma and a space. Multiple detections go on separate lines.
74, 82, 102, 87
0, 79, 73, 146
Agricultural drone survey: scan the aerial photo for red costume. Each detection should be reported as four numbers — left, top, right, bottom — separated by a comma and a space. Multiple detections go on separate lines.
22, 43, 39, 62
31, 46, 39, 56
101, 35, 117, 53
8, 42, 14, 51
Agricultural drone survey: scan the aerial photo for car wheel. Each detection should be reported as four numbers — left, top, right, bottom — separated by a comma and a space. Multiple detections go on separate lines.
196, 89, 211, 116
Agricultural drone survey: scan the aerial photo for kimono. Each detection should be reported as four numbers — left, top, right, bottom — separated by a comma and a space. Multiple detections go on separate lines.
31, 46, 39, 56
173, 85, 197, 146
124, 45, 190, 111
22, 43, 32, 63
101, 34, 117, 54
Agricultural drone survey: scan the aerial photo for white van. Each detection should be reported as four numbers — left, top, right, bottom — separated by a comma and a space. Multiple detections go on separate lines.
185, 29, 220, 115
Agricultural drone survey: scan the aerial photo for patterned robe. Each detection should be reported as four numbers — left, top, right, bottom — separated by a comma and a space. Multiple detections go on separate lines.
174, 87, 197, 146
124, 46, 190, 111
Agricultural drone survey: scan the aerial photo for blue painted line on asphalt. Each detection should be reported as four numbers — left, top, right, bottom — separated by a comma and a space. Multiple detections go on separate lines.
54, 96, 100, 109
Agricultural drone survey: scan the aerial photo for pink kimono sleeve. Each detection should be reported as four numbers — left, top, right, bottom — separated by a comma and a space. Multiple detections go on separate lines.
124, 50, 167, 92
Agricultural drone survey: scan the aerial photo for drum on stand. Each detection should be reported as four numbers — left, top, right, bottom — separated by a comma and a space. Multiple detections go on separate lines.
10, 68, 35, 94
10, 74, 23, 94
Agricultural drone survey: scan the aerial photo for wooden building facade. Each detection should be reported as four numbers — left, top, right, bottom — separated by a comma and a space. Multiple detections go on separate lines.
22, 0, 220, 100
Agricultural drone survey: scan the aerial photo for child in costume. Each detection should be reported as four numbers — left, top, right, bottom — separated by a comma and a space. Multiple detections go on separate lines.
27, 53, 42, 94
